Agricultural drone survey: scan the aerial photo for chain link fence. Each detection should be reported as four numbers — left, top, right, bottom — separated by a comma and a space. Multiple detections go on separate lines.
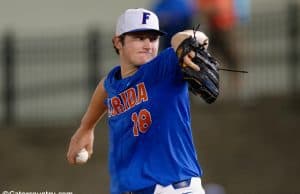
0, 2, 299, 126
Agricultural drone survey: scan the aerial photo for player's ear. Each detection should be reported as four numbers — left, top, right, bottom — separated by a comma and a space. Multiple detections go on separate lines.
112, 36, 123, 50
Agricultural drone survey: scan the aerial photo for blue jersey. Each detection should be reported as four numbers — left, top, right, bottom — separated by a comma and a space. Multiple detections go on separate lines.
104, 48, 202, 194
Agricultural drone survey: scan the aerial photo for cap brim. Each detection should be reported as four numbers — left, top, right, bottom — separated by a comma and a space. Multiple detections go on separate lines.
124, 28, 166, 36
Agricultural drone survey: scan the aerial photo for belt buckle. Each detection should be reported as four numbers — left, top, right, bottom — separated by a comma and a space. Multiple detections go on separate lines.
172, 178, 192, 189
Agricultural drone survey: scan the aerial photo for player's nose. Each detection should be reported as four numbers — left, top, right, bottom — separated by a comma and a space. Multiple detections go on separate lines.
142, 38, 151, 49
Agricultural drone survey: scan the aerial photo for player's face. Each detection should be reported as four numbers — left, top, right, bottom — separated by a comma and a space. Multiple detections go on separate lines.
119, 31, 159, 66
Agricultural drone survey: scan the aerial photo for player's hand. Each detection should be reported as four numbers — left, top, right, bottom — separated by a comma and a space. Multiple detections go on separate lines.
183, 51, 200, 71
67, 127, 94, 165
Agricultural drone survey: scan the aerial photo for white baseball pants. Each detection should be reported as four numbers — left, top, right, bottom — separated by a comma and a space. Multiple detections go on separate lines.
153, 177, 205, 194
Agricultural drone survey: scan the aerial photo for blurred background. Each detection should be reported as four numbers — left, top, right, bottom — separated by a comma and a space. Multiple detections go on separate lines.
0, 0, 299, 193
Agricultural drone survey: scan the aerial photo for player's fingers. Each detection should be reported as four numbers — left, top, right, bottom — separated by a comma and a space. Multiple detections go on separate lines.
188, 51, 196, 58
183, 55, 200, 71
67, 142, 77, 165
67, 151, 76, 165
86, 144, 93, 158
67, 149, 76, 165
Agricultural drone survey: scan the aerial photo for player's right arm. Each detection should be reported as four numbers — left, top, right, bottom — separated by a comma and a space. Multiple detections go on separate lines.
67, 78, 108, 165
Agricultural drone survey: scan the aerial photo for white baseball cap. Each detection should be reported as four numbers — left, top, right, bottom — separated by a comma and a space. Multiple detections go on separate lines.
115, 8, 166, 36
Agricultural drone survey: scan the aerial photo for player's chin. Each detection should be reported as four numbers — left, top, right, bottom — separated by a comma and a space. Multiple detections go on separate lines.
135, 56, 153, 65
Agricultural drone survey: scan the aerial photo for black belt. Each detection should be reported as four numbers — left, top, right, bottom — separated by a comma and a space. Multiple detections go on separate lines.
122, 178, 192, 194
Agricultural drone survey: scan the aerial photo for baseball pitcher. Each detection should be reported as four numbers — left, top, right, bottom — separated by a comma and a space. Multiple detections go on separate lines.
67, 8, 220, 194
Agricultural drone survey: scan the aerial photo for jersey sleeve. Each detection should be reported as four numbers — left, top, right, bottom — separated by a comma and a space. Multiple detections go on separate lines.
142, 47, 183, 82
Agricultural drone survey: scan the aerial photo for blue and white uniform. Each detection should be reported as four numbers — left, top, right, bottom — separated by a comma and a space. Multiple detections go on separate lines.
104, 48, 203, 194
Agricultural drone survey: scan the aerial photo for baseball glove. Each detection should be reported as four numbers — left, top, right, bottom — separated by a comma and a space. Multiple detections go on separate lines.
176, 35, 220, 104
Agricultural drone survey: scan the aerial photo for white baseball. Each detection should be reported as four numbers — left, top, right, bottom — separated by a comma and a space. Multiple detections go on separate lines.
76, 148, 89, 164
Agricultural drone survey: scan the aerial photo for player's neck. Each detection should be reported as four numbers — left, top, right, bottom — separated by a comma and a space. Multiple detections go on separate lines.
120, 64, 139, 78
